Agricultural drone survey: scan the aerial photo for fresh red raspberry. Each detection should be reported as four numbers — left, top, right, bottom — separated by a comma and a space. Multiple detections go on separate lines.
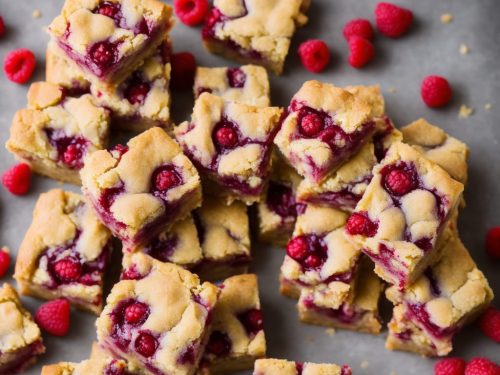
434, 358, 466, 375
2, 163, 32, 195
174, 0, 209, 26
479, 307, 500, 343
421, 76, 452, 108
0, 16, 5, 38
486, 227, 500, 259
298, 39, 331, 73
53, 258, 82, 281
135, 332, 158, 357
170, 52, 196, 90
286, 236, 308, 261
125, 302, 149, 324
304, 254, 322, 268
125, 82, 151, 105
348, 36, 375, 68
35, 298, 71, 336
375, 2, 414, 38
155, 170, 179, 191
3, 48, 37, 84
384, 169, 415, 195
242, 309, 263, 333
345, 213, 377, 237
464, 357, 499, 375
215, 127, 238, 148
62, 145, 83, 167
300, 113, 324, 136
0, 247, 10, 278
343, 19, 374, 41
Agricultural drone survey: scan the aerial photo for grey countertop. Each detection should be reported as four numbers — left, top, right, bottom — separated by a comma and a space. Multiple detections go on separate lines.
0, 0, 498, 374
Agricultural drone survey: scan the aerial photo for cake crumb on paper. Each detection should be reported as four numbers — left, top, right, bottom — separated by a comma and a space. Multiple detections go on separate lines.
388, 87, 397, 94
459, 43, 470, 55
360, 360, 369, 369
32, 9, 42, 19
459, 105, 474, 118
484, 103, 492, 111
440, 13, 453, 24
325, 328, 336, 336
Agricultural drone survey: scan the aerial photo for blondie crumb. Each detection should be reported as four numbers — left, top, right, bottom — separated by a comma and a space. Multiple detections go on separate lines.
440, 13, 453, 24
388, 87, 397, 93
459, 43, 470, 55
459, 104, 474, 118
32, 9, 42, 19
485, 103, 492, 111
325, 328, 336, 336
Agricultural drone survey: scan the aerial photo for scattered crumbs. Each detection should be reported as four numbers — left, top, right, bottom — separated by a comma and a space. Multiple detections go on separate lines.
484, 103, 492, 111
325, 328, 336, 336
459, 43, 470, 55
32, 9, 42, 19
388, 87, 397, 93
360, 360, 369, 369
440, 13, 453, 24
459, 105, 474, 118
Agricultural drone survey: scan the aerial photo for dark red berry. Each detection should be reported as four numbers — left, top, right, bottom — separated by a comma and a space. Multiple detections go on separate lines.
421, 76, 453, 108
304, 254, 322, 268
239, 309, 263, 334
2, 163, 32, 195
346, 213, 377, 237
124, 302, 149, 325
206, 331, 231, 356
135, 332, 158, 357
90, 41, 116, 68
0, 16, 5, 37
227, 68, 246, 88
384, 168, 415, 195
0, 248, 10, 278
486, 227, 500, 259
375, 2, 414, 38
298, 39, 331, 73
125, 82, 150, 104
170, 52, 196, 90
300, 113, 324, 137
3, 49, 36, 84
96, 2, 120, 18
479, 307, 500, 343
434, 357, 466, 375
348, 36, 375, 68
174, 0, 209, 26
155, 169, 179, 191
53, 258, 82, 282
286, 236, 309, 261
464, 357, 499, 375
35, 298, 71, 336
215, 127, 238, 148
343, 19, 374, 41
62, 144, 83, 167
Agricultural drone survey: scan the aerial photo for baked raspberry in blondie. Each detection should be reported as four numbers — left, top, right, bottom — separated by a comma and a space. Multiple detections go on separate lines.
274, 81, 375, 183
130, 215, 203, 270
202, 0, 309, 75
174, 93, 283, 204
41, 342, 133, 375
0, 284, 45, 374
194, 65, 270, 107
401, 118, 469, 185
298, 257, 383, 334
253, 359, 352, 375
14, 189, 113, 314
47, 40, 173, 132
280, 205, 360, 305
345, 142, 464, 289
48, 0, 173, 86
100, 252, 219, 375
193, 199, 251, 281
6, 82, 110, 185
256, 152, 304, 246
385, 233, 493, 356
198, 274, 266, 374
81, 127, 202, 251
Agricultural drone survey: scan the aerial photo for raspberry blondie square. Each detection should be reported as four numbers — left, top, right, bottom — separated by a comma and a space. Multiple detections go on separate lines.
41, 342, 133, 375
99, 252, 219, 375
199, 274, 266, 374
81, 127, 202, 251
298, 257, 383, 334
202, 0, 309, 75
253, 359, 352, 375
345, 142, 464, 289
6, 82, 110, 185
193, 199, 251, 281
194, 65, 270, 107
274, 81, 376, 183
48, 0, 173, 86
280, 205, 360, 305
47, 40, 173, 132
14, 189, 113, 314
0, 284, 45, 374
174, 93, 283, 204
256, 152, 304, 246
385, 233, 493, 356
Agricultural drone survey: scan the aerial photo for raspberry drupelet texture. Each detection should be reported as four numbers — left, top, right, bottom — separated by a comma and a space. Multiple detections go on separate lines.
479, 307, 500, 343
375, 2, 414, 38
464, 357, 500, 375
0, 247, 10, 277
434, 358, 466, 375
343, 19, 374, 41
174, 0, 209, 26
348, 36, 375, 68
421, 76, 453, 108
3, 49, 37, 84
298, 39, 331, 73
2, 163, 32, 195
35, 298, 71, 336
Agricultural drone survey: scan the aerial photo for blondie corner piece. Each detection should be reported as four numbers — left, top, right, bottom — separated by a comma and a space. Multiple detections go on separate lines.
174, 93, 283, 205
14, 189, 113, 314
345, 142, 464, 289
202, 0, 309, 75
385, 233, 493, 356
6, 82, 110, 185
253, 358, 352, 375
81, 127, 202, 251
274, 81, 376, 183
47, 39, 173, 132
48, 0, 173, 86
100, 252, 219, 375
194, 65, 270, 107
198, 274, 266, 375
0, 284, 45, 374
